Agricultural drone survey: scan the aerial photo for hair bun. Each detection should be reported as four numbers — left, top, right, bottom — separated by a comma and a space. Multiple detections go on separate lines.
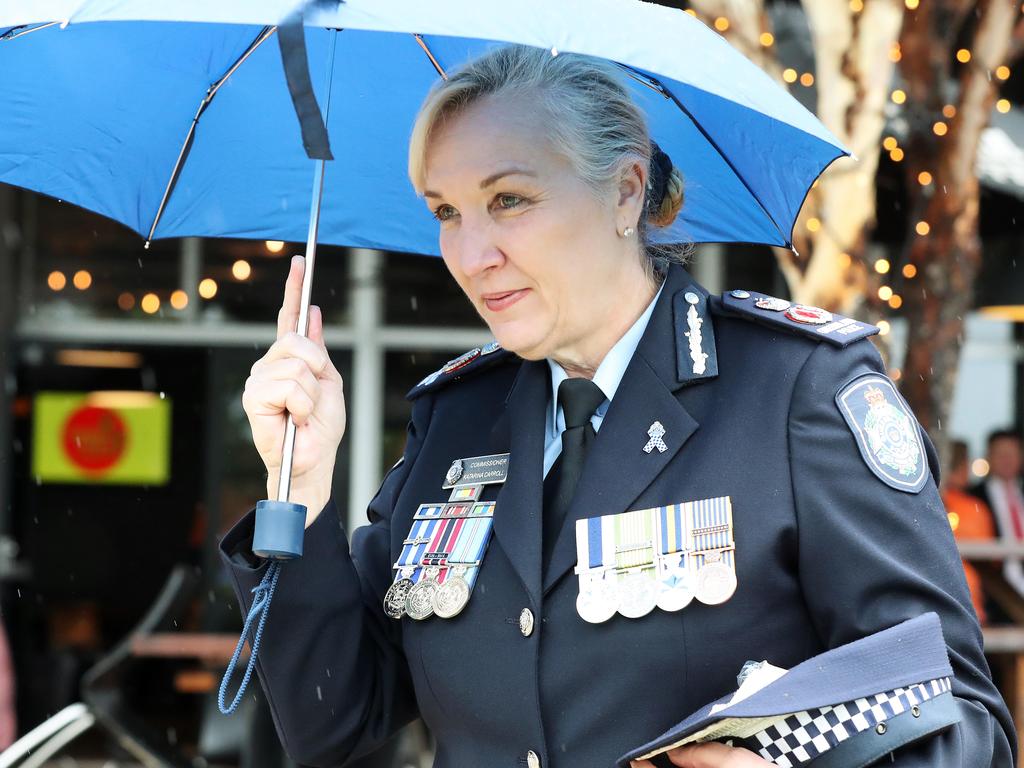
647, 142, 684, 228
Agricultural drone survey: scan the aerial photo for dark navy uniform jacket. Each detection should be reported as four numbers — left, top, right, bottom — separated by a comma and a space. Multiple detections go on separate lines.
219, 264, 1015, 768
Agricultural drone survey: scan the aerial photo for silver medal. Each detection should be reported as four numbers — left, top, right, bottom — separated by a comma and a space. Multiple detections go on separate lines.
406, 566, 441, 620
433, 567, 471, 619
383, 572, 415, 620
576, 573, 618, 624
616, 569, 659, 619
754, 296, 791, 312
656, 553, 694, 612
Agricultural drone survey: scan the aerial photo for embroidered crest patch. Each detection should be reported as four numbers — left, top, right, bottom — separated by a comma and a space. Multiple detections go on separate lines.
835, 374, 928, 494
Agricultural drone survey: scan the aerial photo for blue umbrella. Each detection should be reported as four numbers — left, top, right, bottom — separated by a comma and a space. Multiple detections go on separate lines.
0, 0, 850, 714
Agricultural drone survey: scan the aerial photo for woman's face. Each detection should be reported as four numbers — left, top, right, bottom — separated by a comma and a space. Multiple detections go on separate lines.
422, 94, 647, 362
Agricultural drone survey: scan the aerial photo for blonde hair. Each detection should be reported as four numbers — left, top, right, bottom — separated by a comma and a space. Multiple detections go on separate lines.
407, 44, 690, 277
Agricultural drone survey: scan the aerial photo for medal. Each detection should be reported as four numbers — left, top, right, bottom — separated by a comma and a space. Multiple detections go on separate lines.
433, 565, 471, 618
406, 566, 441, 620
616, 569, 658, 618
695, 551, 737, 605
576, 572, 619, 624
383, 567, 416, 619
656, 552, 694, 612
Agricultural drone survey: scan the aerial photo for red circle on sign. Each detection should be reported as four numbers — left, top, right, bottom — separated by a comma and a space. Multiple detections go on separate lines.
62, 405, 127, 472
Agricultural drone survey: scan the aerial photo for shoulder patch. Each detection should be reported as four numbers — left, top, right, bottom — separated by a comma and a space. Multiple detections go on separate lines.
406, 342, 516, 401
720, 289, 878, 347
835, 373, 929, 494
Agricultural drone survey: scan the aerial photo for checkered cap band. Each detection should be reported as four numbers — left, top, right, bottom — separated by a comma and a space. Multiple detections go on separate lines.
737, 677, 952, 767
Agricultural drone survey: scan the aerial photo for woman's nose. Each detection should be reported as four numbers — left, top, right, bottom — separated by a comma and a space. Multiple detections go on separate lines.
457, 228, 505, 277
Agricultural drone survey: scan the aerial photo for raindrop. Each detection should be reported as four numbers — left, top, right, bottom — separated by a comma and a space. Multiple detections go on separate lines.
173, 619, 178, 628
316, 685, 323, 701
15, 589, 20, 598
326, 668, 331, 678
167, 727, 177, 745
410, 296, 418, 311
138, 257, 144, 268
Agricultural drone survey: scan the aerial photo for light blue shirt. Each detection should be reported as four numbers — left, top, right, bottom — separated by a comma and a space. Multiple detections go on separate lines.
543, 282, 664, 478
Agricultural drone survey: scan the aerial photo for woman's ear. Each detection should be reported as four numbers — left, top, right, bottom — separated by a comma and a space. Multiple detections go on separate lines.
616, 157, 647, 225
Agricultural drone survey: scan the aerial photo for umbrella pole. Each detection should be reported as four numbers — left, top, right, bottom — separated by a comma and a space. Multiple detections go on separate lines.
276, 157, 327, 505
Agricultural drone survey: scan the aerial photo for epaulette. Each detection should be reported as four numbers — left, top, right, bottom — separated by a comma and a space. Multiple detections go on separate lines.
718, 289, 879, 347
406, 341, 517, 400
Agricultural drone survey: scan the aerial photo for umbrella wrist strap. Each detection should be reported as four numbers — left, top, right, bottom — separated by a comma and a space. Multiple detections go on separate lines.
218, 561, 281, 714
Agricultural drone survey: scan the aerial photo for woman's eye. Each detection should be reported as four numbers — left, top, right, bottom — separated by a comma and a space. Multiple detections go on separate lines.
432, 204, 457, 222
495, 194, 524, 210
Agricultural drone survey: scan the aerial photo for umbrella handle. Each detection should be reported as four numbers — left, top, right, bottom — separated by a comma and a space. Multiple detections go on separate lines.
276, 157, 327, 506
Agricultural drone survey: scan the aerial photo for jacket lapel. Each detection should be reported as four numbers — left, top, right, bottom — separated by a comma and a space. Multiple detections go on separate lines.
541, 265, 717, 594
490, 359, 548, 606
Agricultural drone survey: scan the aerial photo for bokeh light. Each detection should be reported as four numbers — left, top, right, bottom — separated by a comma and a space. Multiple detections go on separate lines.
232, 259, 252, 280
198, 278, 218, 299
141, 293, 160, 314
47, 271, 66, 291
170, 290, 189, 310
72, 270, 91, 290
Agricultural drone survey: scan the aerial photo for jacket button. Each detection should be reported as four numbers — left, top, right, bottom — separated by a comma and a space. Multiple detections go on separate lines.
526, 750, 541, 768
519, 608, 535, 637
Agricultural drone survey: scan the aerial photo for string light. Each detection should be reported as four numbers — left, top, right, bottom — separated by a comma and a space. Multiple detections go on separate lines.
917, 171, 933, 185
878, 286, 894, 301
890, 148, 905, 162
73, 270, 92, 290
933, 121, 948, 136
878, 320, 891, 336
915, 221, 931, 236
902, 264, 918, 279
874, 258, 891, 274
849, 0, 864, 11
783, 68, 798, 83
171, 290, 189, 310
198, 278, 218, 299
714, 16, 729, 31
839, 252, 852, 269
956, 49, 971, 64
996, 99, 1011, 114
47, 271, 67, 291
882, 136, 898, 151
806, 217, 821, 232
800, 73, 815, 87
232, 259, 252, 280
996, 65, 1011, 81
117, 292, 135, 310
265, 240, 285, 254
141, 293, 161, 314
905, 0, 919, 8
891, 368, 902, 381
891, 89, 907, 104
942, 104, 957, 119
759, 32, 774, 47
684, 8, 697, 16
947, 511, 960, 531
888, 294, 903, 309
972, 459, 990, 478
888, 44, 902, 63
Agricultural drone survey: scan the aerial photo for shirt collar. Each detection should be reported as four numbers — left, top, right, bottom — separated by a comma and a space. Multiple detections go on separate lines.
547, 280, 665, 436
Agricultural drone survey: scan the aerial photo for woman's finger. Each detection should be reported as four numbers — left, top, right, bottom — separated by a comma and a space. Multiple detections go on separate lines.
242, 377, 317, 426
249, 357, 321, 407
277, 255, 306, 341
630, 760, 657, 768
256, 333, 330, 381
667, 743, 771, 767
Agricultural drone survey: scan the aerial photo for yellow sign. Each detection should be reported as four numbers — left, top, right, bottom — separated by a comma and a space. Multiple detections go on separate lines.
32, 391, 171, 485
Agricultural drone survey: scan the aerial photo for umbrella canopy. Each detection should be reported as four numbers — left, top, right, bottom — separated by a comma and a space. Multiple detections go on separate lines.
0, 0, 848, 255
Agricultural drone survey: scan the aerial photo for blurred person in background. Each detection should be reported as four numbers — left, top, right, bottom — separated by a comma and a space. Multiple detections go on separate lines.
970, 429, 1024, 599
943, 439, 995, 624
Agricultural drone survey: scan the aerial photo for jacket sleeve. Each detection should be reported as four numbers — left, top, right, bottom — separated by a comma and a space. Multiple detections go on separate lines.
217, 394, 434, 767
788, 340, 1016, 767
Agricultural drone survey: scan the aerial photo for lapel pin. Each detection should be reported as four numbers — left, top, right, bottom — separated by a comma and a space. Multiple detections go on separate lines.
644, 421, 668, 454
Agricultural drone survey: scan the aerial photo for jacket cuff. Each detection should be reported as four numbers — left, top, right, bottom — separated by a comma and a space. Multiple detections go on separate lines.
218, 497, 341, 571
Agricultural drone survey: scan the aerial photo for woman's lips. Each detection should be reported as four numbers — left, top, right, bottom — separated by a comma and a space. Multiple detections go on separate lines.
482, 288, 528, 312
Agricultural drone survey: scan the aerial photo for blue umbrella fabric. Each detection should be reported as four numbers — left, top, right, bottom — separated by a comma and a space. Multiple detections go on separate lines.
0, 0, 848, 255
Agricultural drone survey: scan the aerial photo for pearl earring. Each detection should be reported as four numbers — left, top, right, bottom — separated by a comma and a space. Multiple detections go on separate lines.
621, 226, 635, 238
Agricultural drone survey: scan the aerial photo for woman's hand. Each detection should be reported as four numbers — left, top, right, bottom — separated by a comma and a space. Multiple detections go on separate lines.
242, 255, 347, 527
631, 743, 773, 767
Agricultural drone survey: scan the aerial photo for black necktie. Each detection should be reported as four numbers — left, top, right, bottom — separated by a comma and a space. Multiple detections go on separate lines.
542, 378, 606, 570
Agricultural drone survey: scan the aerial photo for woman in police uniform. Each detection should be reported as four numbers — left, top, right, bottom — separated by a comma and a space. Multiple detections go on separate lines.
221, 45, 1014, 767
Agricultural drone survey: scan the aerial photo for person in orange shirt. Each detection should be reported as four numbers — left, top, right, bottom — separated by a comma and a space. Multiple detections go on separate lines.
944, 440, 996, 624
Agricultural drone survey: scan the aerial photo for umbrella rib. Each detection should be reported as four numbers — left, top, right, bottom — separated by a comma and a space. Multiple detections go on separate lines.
144, 25, 277, 245
413, 34, 447, 80
0, 22, 60, 42
617, 63, 791, 247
